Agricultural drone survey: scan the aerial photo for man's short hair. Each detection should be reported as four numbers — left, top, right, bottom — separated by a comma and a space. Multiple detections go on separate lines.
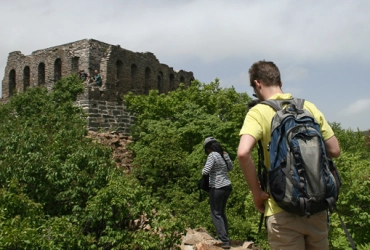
249, 60, 281, 87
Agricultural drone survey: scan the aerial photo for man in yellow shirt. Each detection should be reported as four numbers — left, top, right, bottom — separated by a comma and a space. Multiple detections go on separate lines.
237, 60, 340, 250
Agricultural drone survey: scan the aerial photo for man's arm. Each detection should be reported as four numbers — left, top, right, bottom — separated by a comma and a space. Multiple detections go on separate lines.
237, 134, 269, 213
325, 135, 340, 158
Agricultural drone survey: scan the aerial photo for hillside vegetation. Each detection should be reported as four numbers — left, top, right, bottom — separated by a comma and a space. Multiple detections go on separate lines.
0, 75, 369, 249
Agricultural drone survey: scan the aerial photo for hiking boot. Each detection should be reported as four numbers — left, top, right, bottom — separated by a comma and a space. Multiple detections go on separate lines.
221, 241, 231, 249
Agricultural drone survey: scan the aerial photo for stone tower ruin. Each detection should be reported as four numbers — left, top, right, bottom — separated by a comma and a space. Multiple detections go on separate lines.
1, 39, 194, 134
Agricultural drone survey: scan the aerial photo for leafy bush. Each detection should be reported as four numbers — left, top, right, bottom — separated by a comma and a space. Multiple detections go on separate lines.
125, 81, 370, 249
0, 75, 112, 217
327, 124, 370, 249
0, 75, 177, 249
0, 74, 368, 249
124, 79, 258, 242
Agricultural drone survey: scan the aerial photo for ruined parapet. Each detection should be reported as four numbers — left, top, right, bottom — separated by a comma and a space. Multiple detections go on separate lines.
1, 39, 93, 101
1, 39, 195, 133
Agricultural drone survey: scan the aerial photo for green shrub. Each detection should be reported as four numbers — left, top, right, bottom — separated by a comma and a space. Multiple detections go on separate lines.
0, 75, 176, 249
0, 74, 368, 249
125, 82, 370, 249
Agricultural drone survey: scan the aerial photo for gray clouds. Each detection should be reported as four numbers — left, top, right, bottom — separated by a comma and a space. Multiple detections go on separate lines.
1, 0, 369, 130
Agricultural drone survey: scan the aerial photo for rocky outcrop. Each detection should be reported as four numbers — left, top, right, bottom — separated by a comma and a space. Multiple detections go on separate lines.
180, 229, 258, 250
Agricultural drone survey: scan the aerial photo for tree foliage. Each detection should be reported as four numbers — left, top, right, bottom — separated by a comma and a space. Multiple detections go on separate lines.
0, 75, 369, 249
328, 123, 370, 249
125, 81, 370, 249
0, 75, 177, 249
124, 79, 259, 241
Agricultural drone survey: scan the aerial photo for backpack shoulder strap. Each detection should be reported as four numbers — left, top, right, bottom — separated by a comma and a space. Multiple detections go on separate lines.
260, 99, 282, 111
261, 98, 306, 111
293, 98, 305, 110
260, 99, 298, 111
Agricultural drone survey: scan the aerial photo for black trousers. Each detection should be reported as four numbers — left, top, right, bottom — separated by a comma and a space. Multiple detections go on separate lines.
209, 185, 232, 243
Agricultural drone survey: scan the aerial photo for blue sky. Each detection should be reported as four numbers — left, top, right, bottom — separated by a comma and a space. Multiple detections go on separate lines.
1, 0, 369, 131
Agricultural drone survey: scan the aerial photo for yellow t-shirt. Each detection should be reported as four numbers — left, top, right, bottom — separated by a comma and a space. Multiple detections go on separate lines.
239, 93, 334, 216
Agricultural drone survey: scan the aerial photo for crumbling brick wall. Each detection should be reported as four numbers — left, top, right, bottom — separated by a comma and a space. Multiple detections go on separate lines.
1, 39, 194, 133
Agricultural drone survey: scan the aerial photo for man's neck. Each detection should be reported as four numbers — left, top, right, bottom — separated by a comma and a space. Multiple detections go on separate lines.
261, 86, 283, 101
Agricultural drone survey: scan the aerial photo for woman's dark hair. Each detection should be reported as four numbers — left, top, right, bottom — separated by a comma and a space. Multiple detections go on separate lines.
205, 141, 228, 165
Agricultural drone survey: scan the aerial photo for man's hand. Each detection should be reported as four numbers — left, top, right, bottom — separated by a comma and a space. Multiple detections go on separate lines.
252, 190, 270, 213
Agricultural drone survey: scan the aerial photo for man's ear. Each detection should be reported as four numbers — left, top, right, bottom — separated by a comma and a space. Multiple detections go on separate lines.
254, 80, 261, 89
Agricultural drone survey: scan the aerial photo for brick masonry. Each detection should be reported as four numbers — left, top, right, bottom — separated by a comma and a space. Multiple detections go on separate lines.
1, 39, 194, 134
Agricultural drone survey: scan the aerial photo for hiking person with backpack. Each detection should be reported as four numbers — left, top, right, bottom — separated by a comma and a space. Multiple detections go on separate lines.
237, 60, 341, 250
202, 137, 234, 249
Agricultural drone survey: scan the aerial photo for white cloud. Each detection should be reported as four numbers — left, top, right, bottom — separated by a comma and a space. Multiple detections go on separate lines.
343, 99, 370, 115
107, 0, 370, 64
2, 0, 370, 66
1, 0, 370, 131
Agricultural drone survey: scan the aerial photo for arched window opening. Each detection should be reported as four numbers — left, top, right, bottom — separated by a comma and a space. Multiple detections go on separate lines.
145, 67, 151, 94
180, 76, 185, 84
23, 66, 30, 91
71, 57, 79, 74
131, 64, 137, 91
9, 69, 16, 97
157, 71, 163, 93
169, 74, 175, 91
116, 60, 124, 86
38, 63, 45, 85
54, 58, 62, 82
